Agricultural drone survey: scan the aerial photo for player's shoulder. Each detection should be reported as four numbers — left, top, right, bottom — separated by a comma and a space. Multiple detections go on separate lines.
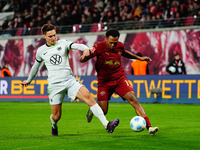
117, 41, 124, 47
116, 41, 124, 51
57, 39, 67, 44
94, 41, 106, 48
98, 41, 107, 45
37, 44, 47, 52
117, 41, 124, 46
93, 41, 107, 53
58, 39, 73, 45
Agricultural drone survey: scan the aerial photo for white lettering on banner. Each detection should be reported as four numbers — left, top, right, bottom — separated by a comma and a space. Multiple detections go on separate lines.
0, 80, 8, 94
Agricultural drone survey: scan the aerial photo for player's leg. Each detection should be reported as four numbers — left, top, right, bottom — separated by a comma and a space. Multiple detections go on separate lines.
115, 77, 159, 135
96, 82, 114, 115
76, 86, 108, 126
86, 100, 108, 123
76, 86, 119, 133
86, 83, 111, 122
50, 104, 62, 136
49, 92, 65, 136
123, 91, 159, 135
123, 91, 147, 117
115, 77, 150, 125
98, 101, 109, 115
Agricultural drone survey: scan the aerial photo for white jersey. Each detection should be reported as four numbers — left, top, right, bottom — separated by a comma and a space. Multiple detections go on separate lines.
26, 39, 89, 85
36, 39, 73, 84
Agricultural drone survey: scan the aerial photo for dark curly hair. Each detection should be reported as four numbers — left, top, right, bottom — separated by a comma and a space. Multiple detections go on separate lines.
106, 29, 120, 38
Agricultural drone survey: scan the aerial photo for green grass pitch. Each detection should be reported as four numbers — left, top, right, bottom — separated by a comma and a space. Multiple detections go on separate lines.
0, 102, 200, 150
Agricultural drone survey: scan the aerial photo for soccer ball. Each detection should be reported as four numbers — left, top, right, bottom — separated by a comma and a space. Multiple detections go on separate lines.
130, 116, 146, 132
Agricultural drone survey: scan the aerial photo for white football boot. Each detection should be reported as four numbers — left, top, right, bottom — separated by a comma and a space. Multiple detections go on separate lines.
148, 127, 159, 136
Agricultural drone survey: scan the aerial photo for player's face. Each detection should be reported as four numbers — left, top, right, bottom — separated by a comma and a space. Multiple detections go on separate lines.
106, 36, 119, 50
44, 29, 57, 46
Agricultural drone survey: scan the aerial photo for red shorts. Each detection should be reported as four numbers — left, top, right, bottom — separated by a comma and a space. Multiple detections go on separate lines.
97, 75, 134, 101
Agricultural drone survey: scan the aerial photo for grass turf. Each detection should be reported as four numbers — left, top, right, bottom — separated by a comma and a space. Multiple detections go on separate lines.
0, 102, 200, 150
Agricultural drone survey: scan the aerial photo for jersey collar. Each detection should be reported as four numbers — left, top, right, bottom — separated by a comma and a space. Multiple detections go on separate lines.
46, 41, 58, 47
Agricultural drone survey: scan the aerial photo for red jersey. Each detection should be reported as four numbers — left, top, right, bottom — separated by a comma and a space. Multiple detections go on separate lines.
92, 41, 125, 81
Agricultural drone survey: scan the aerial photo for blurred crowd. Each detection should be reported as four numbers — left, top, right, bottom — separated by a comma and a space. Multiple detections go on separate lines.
0, 0, 200, 36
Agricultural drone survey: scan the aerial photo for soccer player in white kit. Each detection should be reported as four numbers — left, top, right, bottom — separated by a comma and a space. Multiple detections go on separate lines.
21, 24, 119, 136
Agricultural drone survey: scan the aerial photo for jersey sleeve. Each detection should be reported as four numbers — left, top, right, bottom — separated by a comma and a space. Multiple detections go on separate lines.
35, 48, 43, 62
26, 48, 43, 83
26, 60, 42, 83
91, 43, 100, 57
70, 43, 89, 51
64, 40, 73, 50
64, 40, 89, 51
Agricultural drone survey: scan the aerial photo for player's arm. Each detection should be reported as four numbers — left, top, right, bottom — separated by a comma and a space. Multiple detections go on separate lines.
122, 50, 152, 62
21, 60, 42, 87
69, 43, 93, 61
70, 43, 89, 51
80, 47, 95, 63
80, 48, 95, 62
80, 53, 94, 62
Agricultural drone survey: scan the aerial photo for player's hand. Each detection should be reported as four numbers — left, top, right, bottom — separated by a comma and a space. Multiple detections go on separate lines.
140, 56, 152, 63
21, 80, 29, 87
80, 48, 95, 62
82, 48, 95, 59
82, 49, 91, 59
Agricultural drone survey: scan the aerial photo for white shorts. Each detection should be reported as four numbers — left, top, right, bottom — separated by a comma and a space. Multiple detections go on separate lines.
48, 77, 83, 105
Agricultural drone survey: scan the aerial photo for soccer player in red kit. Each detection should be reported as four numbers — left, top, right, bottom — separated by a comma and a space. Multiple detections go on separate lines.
80, 29, 159, 135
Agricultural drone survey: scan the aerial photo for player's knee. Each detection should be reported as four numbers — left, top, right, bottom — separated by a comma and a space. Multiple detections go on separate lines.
53, 113, 61, 121
85, 94, 96, 106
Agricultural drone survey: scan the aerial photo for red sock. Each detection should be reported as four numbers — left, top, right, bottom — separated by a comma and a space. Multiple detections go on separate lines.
144, 116, 151, 130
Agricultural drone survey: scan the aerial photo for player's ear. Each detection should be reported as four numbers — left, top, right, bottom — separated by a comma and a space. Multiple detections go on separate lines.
105, 37, 108, 42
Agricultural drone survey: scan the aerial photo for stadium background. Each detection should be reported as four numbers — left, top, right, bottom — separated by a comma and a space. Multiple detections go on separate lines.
1, 2, 200, 150
0, 0, 200, 104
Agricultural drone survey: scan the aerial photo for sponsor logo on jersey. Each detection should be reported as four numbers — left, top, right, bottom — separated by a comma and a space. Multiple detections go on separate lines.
57, 47, 62, 51
105, 60, 120, 66
50, 54, 62, 65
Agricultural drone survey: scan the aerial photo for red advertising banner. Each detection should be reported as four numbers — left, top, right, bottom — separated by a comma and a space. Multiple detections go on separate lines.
0, 29, 200, 76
